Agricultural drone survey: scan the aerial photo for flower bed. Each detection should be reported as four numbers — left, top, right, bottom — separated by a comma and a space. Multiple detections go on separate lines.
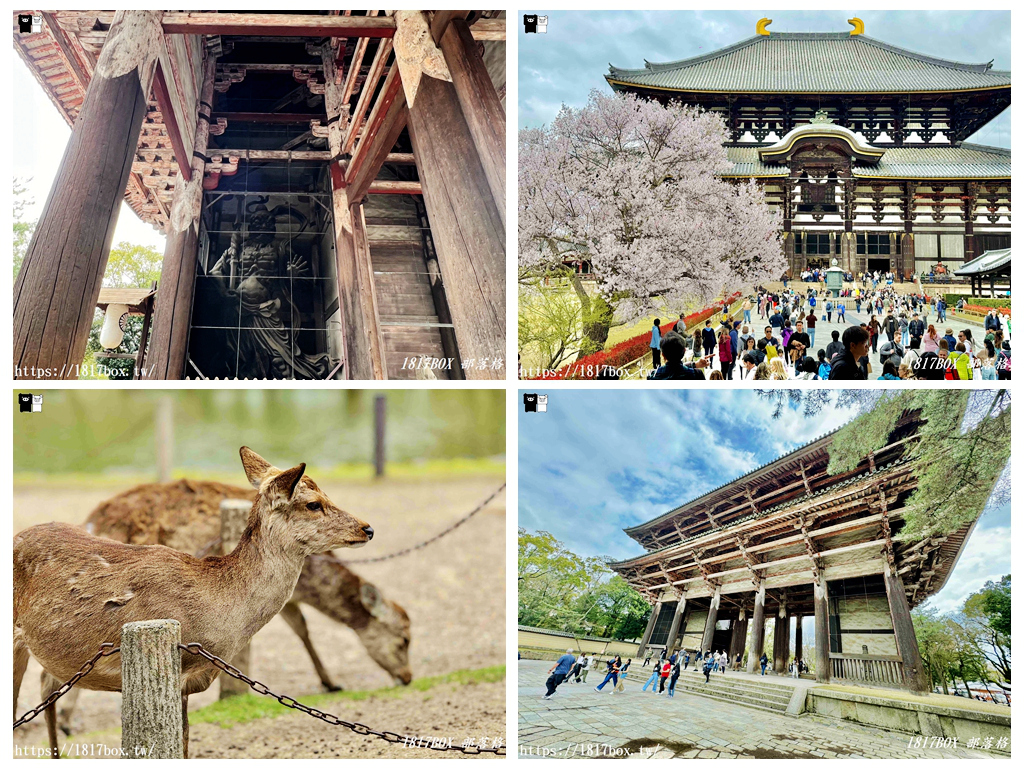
534, 292, 742, 379
962, 304, 1011, 318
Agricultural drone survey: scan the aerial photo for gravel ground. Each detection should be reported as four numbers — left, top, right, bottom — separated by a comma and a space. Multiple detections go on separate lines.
13, 475, 506, 758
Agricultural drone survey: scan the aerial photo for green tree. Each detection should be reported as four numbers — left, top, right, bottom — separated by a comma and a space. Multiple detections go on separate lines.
824, 390, 1010, 540
913, 608, 957, 694
13, 177, 36, 279
963, 575, 1011, 687
518, 276, 584, 372
81, 241, 163, 380
518, 529, 608, 631
946, 616, 989, 697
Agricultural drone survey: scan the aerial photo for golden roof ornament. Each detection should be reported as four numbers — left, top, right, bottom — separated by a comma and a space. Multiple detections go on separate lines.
848, 17, 864, 36
756, 18, 772, 36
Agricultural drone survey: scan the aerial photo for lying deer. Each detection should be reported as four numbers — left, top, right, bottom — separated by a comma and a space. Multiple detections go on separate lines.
14, 448, 374, 758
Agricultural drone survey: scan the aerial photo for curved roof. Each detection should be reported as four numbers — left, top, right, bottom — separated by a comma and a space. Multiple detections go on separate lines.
759, 121, 884, 163
722, 143, 1011, 180
955, 248, 1011, 276
607, 32, 1011, 94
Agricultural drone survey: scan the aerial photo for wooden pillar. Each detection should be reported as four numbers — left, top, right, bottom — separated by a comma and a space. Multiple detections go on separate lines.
773, 612, 790, 674
883, 559, 930, 693
121, 619, 183, 759
729, 608, 748, 669
14, 11, 164, 379
393, 11, 505, 379
814, 571, 831, 683
437, 17, 505, 228
145, 53, 216, 380
664, 594, 687, 653
700, 585, 721, 653
637, 600, 663, 657
794, 615, 803, 667
746, 581, 766, 674
329, 167, 387, 379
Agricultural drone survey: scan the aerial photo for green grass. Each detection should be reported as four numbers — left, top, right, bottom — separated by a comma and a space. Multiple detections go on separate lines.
14, 458, 505, 489
190, 665, 506, 728
817, 684, 1011, 715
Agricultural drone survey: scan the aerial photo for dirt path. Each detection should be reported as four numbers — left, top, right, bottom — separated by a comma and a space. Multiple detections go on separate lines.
13, 475, 506, 758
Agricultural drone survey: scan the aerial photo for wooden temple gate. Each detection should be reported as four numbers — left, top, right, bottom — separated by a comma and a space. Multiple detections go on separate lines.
13, 10, 505, 380
613, 412, 983, 695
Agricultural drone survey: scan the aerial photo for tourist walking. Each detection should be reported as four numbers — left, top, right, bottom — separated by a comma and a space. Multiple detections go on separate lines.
614, 658, 631, 692
544, 648, 576, 699
682, 651, 691, 671
643, 650, 653, 667
760, 652, 769, 676
668, 659, 682, 697
703, 652, 714, 683
573, 652, 589, 683
829, 326, 870, 380
702, 320, 717, 357
595, 655, 622, 693
657, 659, 672, 694
805, 310, 816, 349
650, 319, 662, 368
718, 327, 735, 381
641, 662, 661, 692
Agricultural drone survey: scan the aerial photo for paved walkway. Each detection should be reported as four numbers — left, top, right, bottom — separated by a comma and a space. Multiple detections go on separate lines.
517, 660, 1005, 759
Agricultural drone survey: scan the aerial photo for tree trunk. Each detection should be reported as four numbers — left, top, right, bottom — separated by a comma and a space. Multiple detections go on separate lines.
570, 275, 613, 359
121, 619, 183, 759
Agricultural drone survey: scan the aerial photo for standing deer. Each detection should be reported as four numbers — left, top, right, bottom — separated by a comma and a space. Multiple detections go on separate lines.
14, 448, 373, 758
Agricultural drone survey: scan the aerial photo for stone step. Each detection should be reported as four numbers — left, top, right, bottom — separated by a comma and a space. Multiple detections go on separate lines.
668, 670, 796, 698
673, 680, 793, 708
672, 678, 793, 713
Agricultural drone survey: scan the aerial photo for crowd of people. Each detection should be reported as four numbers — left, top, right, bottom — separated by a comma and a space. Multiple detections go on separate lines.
541, 646, 808, 700
645, 284, 1010, 382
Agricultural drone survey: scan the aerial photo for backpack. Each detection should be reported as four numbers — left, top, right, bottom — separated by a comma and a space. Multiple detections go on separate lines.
818, 361, 832, 379
765, 344, 778, 360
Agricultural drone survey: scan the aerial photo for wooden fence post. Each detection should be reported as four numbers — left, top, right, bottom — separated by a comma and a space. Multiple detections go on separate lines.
121, 619, 183, 759
374, 395, 386, 477
219, 499, 252, 698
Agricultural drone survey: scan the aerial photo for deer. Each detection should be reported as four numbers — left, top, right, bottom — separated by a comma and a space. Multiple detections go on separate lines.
45, 477, 412, 738
14, 448, 374, 758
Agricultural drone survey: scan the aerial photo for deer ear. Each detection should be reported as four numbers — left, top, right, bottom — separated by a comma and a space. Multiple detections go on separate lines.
360, 583, 387, 619
240, 447, 273, 489
271, 463, 306, 501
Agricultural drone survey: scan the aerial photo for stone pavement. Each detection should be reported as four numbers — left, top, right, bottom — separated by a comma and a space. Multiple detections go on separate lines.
517, 660, 1006, 759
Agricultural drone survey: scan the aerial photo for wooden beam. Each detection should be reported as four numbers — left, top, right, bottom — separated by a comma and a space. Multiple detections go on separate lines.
430, 11, 471, 45
206, 149, 332, 162
14, 11, 164, 380
352, 202, 388, 379
210, 111, 326, 124
346, 63, 407, 205
367, 180, 421, 194
395, 10, 505, 379
162, 13, 396, 38
152, 62, 191, 181
343, 35, 394, 155
439, 18, 505, 226
145, 53, 217, 380
469, 18, 505, 41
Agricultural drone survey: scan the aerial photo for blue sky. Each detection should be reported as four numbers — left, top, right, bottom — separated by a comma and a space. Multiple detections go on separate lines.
518, 10, 1011, 150
518, 390, 1009, 615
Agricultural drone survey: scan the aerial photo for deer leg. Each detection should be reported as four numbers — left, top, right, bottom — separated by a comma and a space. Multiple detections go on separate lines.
57, 687, 80, 736
14, 634, 29, 715
182, 693, 189, 759
41, 671, 62, 758
279, 602, 341, 691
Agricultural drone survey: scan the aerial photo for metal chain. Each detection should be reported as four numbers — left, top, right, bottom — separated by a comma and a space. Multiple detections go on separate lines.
13, 644, 120, 730
342, 482, 505, 564
179, 643, 505, 755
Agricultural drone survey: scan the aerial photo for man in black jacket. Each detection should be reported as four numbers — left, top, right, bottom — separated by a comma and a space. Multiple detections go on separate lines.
883, 311, 898, 343
648, 332, 710, 380
701, 320, 717, 357
824, 330, 845, 363
908, 312, 925, 344
829, 326, 871, 380
786, 320, 811, 363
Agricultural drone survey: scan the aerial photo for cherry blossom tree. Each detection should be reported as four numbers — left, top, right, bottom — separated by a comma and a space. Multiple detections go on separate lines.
519, 90, 786, 348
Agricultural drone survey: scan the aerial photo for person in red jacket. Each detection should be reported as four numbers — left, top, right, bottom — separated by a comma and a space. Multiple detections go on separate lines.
657, 659, 673, 694
718, 328, 734, 381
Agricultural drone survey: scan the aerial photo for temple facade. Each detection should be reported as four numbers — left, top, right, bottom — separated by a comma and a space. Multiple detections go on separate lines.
13, 10, 505, 380
606, 19, 1011, 279
609, 411, 984, 693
